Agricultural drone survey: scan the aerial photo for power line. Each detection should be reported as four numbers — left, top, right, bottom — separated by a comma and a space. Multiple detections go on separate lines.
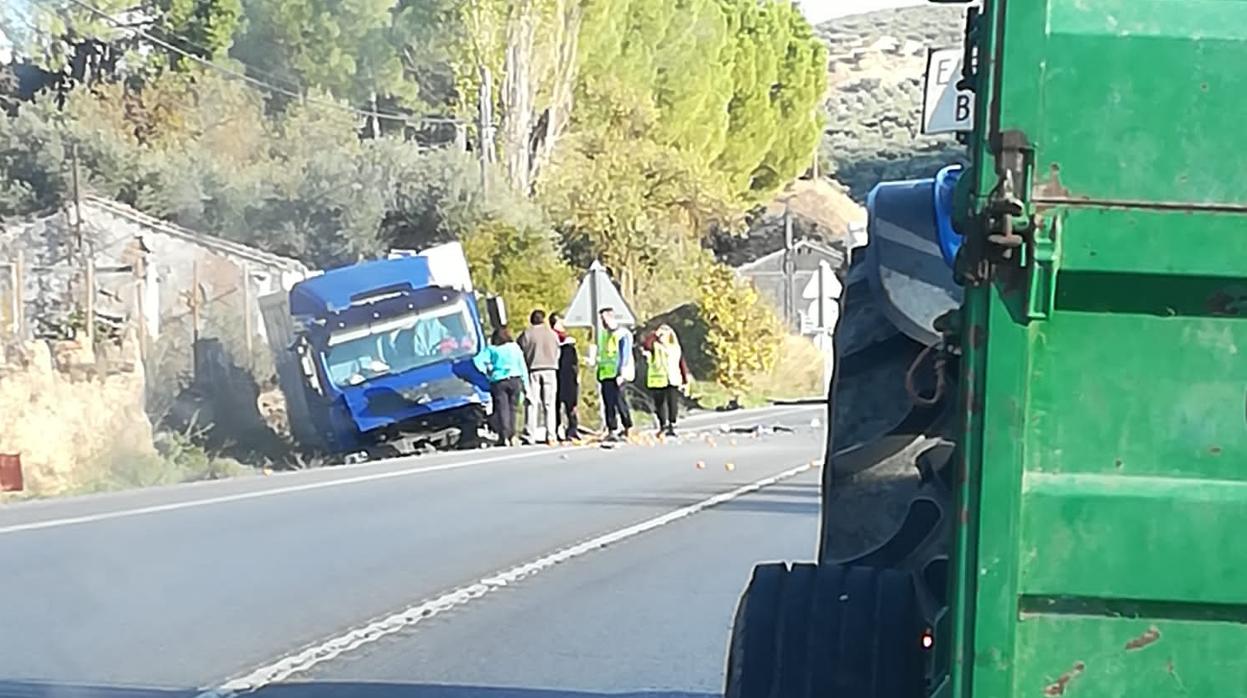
29, 0, 463, 127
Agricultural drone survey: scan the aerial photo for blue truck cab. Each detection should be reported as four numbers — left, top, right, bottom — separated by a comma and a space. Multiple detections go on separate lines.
282, 244, 492, 458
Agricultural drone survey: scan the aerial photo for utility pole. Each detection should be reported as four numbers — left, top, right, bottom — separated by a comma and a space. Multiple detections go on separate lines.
71, 143, 95, 344
477, 67, 494, 198
368, 90, 380, 139
84, 244, 95, 345
71, 143, 83, 251
241, 264, 253, 369
782, 205, 795, 329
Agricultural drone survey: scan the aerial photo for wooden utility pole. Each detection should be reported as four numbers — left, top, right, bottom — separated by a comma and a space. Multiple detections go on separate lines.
134, 255, 147, 361
478, 66, 494, 198
12, 251, 24, 340
241, 264, 253, 368
84, 246, 95, 345
71, 143, 83, 251
782, 205, 795, 328
190, 262, 201, 343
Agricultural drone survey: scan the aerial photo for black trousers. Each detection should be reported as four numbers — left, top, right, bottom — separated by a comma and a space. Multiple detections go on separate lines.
490, 377, 522, 443
556, 398, 580, 440
599, 379, 633, 433
650, 386, 680, 429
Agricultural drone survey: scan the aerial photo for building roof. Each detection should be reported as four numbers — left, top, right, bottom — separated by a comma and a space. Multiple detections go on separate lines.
83, 196, 307, 272
736, 238, 846, 274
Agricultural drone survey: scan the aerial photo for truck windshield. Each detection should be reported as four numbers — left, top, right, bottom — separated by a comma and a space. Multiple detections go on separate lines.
323, 296, 479, 388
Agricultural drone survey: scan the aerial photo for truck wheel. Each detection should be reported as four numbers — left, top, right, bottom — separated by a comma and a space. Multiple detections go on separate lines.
725, 562, 924, 698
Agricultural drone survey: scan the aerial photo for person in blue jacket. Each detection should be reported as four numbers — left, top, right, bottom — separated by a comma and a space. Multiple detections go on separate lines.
474, 327, 528, 446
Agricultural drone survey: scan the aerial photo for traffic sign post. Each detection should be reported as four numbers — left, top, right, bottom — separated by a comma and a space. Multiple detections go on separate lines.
801, 260, 842, 391
563, 261, 636, 335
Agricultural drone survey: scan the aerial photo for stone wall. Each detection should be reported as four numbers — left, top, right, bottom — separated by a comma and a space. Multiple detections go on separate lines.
0, 332, 155, 496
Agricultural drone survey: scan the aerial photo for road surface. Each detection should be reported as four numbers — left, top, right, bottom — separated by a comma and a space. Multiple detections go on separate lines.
0, 406, 825, 698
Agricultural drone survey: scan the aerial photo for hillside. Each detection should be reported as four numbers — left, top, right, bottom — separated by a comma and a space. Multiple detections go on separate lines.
818, 5, 969, 201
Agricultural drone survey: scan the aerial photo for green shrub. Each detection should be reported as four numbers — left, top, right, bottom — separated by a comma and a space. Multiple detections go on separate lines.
696, 264, 783, 398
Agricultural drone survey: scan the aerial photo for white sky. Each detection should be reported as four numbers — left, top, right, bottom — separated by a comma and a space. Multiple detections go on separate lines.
798, 0, 930, 25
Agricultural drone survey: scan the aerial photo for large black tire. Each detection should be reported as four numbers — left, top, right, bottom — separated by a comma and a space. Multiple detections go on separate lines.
725, 562, 924, 698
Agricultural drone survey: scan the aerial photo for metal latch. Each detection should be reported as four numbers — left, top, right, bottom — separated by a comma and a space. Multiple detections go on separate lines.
984, 129, 1061, 319
986, 130, 1034, 257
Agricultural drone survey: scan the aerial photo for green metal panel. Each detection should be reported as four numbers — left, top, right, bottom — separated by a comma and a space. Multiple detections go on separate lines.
1000, 0, 1247, 208
1014, 615, 1247, 697
949, 0, 1247, 696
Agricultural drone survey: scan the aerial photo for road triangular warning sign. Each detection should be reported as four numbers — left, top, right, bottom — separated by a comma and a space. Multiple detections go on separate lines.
563, 261, 636, 328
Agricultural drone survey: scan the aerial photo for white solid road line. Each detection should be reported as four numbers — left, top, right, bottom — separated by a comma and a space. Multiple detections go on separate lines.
197, 460, 817, 698
0, 449, 567, 537
0, 404, 821, 537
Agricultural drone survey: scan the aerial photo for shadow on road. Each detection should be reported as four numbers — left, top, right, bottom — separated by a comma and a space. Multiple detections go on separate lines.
0, 681, 716, 698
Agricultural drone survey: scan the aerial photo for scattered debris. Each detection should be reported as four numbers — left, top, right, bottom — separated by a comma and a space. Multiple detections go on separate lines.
695, 460, 706, 469
725, 462, 735, 471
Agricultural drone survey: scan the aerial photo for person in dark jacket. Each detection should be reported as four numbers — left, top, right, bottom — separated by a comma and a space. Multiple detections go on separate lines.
550, 313, 580, 442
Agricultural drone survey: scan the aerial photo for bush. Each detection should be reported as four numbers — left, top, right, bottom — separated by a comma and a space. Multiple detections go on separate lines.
462, 218, 576, 332
695, 264, 783, 398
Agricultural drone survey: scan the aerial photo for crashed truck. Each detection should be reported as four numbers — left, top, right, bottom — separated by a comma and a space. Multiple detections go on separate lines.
726, 1, 1247, 696
260, 243, 492, 459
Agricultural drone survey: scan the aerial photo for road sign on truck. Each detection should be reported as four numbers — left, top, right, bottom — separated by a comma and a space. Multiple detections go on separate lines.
922, 46, 974, 134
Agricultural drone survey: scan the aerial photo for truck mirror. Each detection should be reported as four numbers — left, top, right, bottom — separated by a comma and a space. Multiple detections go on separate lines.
294, 339, 325, 396
486, 296, 507, 329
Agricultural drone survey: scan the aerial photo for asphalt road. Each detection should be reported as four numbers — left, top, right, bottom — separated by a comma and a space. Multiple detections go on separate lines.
0, 405, 825, 698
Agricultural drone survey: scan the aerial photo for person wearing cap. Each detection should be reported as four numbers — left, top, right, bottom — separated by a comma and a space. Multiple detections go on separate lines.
549, 312, 580, 442
641, 323, 692, 436
590, 307, 634, 441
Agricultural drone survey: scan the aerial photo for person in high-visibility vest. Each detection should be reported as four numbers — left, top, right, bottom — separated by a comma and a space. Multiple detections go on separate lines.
641, 324, 692, 436
591, 307, 634, 441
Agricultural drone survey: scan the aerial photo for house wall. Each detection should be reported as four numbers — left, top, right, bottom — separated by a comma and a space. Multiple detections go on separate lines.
738, 243, 845, 332
0, 198, 309, 353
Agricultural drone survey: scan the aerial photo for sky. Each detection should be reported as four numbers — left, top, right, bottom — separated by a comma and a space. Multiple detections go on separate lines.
0, 0, 929, 61
798, 0, 930, 25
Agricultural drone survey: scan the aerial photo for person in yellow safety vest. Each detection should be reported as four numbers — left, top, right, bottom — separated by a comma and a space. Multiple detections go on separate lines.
641, 324, 692, 436
591, 307, 635, 441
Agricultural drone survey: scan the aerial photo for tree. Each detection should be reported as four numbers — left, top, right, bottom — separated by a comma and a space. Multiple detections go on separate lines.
22, 0, 243, 84
572, 0, 825, 205
230, 0, 415, 126
696, 263, 782, 396
537, 128, 733, 307
0, 99, 69, 218
461, 218, 575, 331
